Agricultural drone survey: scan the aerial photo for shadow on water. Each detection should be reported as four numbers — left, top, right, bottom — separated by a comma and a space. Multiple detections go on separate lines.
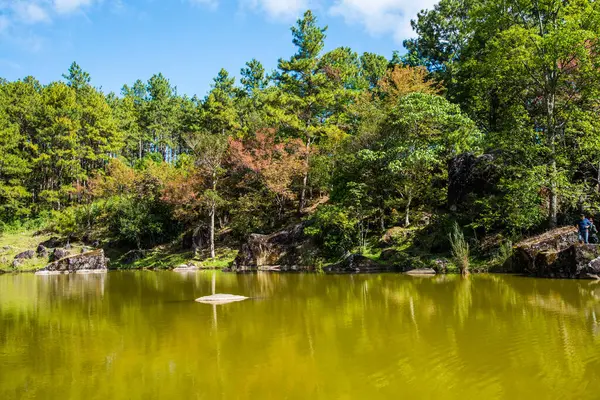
1, 271, 600, 399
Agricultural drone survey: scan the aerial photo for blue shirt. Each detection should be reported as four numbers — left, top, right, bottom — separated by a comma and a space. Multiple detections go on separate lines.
578, 218, 592, 231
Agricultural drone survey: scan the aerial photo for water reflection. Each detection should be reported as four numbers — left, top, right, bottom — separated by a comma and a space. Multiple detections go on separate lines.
1, 272, 600, 399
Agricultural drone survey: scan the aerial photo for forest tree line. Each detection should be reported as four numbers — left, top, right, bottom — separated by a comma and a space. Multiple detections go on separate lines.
1, 1, 600, 260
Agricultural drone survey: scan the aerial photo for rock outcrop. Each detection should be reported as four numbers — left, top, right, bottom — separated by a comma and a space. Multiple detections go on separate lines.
37, 249, 109, 274
511, 227, 600, 278
121, 250, 146, 265
231, 223, 316, 272
36, 245, 48, 257
380, 227, 409, 246
50, 248, 70, 262
585, 257, 600, 279
39, 237, 63, 249
14, 250, 35, 260
448, 153, 499, 210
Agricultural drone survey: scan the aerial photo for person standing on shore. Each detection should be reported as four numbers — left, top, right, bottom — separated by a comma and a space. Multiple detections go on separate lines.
577, 214, 592, 244
590, 217, 599, 244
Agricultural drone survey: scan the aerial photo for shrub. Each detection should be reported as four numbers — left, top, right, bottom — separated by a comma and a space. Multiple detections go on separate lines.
104, 196, 175, 249
493, 240, 513, 269
305, 205, 359, 258
52, 208, 77, 237
449, 222, 470, 275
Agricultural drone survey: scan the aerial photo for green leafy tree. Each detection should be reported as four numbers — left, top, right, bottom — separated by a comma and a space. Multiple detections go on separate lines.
120, 80, 151, 160
185, 131, 229, 259
62, 61, 91, 92
409, 0, 600, 228
145, 73, 182, 160
360, 52, 389, 89
240, 59, 268, 96
0, 80, 31, 221
274, 10, 347, 212
203, 69, 240, 136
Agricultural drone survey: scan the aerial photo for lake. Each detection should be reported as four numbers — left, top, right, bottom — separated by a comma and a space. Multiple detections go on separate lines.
1, 271, 600, 399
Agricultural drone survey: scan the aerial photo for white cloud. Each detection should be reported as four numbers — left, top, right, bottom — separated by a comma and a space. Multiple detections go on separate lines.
53, 0, 95, 14
0, 0, 437, 49
13, 2, 50, 24
241, 0, 311, 20
329, 0, 437, 43
238, 0, 436, 42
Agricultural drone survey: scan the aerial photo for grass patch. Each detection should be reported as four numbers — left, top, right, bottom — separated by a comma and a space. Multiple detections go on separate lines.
109, 246, 192, 270
109, 244, 239, 270
0, 230, 85, 272
197, 247, 238, 269
359, 246, 382, 261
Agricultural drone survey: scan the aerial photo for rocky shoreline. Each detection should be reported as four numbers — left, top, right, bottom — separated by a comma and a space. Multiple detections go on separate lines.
3, 226, 600, 279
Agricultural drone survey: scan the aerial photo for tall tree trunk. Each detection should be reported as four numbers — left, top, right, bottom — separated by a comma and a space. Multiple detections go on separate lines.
277, 195, 285, 220
209, 203, 215, 259
549, 158, 558, 227
546, 87, 558, 228
405, 192, 412, 227
298, 138, 311, 214
209, 172, 217, 259
596, 160, 600, 193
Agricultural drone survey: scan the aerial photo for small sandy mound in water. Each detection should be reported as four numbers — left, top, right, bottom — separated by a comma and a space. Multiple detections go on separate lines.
195, 294, 249, 304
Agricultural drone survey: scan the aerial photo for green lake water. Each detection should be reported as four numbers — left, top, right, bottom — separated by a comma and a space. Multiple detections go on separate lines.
1, 271, 600, 399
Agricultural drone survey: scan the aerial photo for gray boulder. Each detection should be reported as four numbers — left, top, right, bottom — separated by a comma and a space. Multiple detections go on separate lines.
232, 223, 316, 272
40, 249, 109, 274
36, 245, 48, 258
511, 227, 600, 278
14, 250, 35, 260
120, 250, 146, 265
584, 257, 600, 279
39, 237, 62, 249
50, 248, 70, 262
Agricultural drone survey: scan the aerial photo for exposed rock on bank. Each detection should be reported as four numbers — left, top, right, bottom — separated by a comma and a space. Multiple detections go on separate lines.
231, 223, 316, 272
50, 248, 70, 262
120, 249, 146, 265
448, 153, 499, 210
173, 264, 199, 272
36, 245, 48, 257
36, 249, 109, 275
512, 227, 600, 278
39, 237, 63, 249
14, 250, 35, 260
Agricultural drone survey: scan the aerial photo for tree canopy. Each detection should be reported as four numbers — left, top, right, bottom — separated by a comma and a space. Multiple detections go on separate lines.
2, 6, 600, 261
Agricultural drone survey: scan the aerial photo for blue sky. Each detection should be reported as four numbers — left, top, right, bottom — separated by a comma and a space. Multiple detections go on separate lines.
0, 0, 437, 97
